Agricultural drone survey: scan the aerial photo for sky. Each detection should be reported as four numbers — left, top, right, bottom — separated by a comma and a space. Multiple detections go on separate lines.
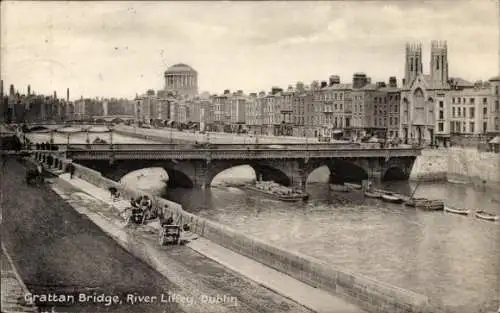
1, 0, 499, 100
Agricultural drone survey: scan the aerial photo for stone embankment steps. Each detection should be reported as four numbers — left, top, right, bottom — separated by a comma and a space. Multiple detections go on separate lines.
1, 244, 38, 313
51, 172, 362, 313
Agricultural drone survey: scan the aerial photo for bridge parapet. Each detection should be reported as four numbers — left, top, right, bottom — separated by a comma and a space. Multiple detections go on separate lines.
65, 147, 420, 160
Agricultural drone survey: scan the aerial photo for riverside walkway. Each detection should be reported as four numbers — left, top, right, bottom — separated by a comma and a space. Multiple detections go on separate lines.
51, 171, 364, 313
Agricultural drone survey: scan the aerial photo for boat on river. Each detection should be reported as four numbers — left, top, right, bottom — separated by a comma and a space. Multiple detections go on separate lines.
474, 210, 499, 221
444, 205, 470, 215
245, 181, 309, 202
330, 184, 350, 192
381, 194, 404, 204
405, 198, 444, 210
344, 182, 362, 190
364, 190, 383, 199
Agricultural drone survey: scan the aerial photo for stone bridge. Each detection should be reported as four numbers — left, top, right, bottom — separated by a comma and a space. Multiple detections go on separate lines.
52, 144, 421, 190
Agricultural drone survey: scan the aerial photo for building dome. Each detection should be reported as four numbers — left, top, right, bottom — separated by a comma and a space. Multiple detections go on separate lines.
165, 63, 197, 74
163, 63, 198, 97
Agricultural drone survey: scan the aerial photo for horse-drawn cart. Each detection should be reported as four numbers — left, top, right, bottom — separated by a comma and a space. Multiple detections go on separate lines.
158, 224, 181, 246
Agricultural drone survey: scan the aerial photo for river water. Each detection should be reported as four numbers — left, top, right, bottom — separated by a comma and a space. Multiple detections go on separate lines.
29, 132, 499, 312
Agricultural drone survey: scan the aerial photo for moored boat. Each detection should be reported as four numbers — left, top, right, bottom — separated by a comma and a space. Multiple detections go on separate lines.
330, 184, 350, 192
381, 194, 404, 204
245, 181, 309, 202
444, 206, 470, 215
364, 190, 382, 199
474, 210, 499, 221
405, 198, 444, 210
344, 182, 362, 190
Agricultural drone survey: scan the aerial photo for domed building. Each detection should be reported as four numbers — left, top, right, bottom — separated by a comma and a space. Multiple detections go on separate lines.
164, 63, 198, 97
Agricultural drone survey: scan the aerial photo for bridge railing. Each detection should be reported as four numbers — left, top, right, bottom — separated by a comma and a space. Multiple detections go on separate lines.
65, 147, 421, 160
61, 143, 420, 151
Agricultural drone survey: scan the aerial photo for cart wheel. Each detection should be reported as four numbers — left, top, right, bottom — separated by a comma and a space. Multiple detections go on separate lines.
158, 229, 166, 246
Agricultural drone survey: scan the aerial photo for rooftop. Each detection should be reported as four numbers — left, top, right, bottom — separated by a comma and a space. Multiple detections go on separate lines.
165, 63, 197, 74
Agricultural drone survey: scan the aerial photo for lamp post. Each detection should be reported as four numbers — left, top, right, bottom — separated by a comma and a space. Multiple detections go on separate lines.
67, 132, 70, 148
109, 126, 114, 148
170, 124, 173, 144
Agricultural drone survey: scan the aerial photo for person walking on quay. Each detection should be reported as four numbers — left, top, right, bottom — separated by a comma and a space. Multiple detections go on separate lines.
67, 162, 75, 179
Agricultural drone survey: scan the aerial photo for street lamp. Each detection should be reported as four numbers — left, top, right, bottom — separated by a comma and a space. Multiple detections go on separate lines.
109, 126, 114, 147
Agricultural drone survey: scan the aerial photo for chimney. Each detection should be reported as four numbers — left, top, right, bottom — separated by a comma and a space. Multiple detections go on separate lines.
352, 73, 368, 89
329, 75, 340, 86
389, 77, 397, 88
27, 85, 31, 96
9, 84, 14, 96
223, 89, 230, 95
376, 82, 386, 88
271, 87, 282, 95
67, 88, 70, 102
237, 90, 243, 95
320, 81, 328, 88
402, 78, 406, 86
54, 91, 57, 99
295, 82, 304, 92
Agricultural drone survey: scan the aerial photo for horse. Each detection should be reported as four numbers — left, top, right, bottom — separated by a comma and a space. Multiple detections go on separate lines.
26, 169, 42, 186
108, 187, 120, 201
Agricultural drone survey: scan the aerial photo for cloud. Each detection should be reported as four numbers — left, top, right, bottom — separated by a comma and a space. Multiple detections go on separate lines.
1, 0, 498, 98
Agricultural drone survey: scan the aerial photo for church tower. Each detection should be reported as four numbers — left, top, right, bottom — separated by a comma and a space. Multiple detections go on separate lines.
430, 40, 449, 85
404, 43, 423, 88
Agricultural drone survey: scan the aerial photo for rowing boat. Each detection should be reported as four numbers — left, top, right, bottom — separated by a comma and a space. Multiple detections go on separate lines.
381, 194, 404, 204
444, 206, 470, 215
475, 210, 499, 221
330, 184, 350, 192
364, 191, 382, 199
345, 182, 362, 190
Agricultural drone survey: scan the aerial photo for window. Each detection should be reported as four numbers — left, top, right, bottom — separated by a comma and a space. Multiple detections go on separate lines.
452, 107, 456, 117
483, 122, 487, 133
462, 122, 466, 133
496, 100, 499, 111
340, 103, 343, 110
439, 110, 444, 120
452, 97, 455, 104
469, 107, 475, 119
496, 86, 499, 95
439, 101, 444, 108
470, 98, 475, 104
483, 98, 487, 104
483, 107, 487, 115
458, 98, 461, 104
438, 122, 444, 132
469, 122, 474, 133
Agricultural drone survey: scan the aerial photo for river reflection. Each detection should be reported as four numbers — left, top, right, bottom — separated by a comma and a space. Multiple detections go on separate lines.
165, 181, 499, 312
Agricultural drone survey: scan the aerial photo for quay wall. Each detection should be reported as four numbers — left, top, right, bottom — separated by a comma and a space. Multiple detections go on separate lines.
35, 151, 442, 313
447, 147, 500, 190
409, 149, 448, 181
410, 148, 500, 189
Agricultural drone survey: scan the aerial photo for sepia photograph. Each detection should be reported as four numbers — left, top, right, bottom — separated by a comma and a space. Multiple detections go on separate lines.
1, 1, 499, 312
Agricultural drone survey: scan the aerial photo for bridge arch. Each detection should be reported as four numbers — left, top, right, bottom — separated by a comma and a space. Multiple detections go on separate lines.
304, 159, 369, 184
382, 167, 407, 181
206, 160, 291, 187
76, 160, 196, 188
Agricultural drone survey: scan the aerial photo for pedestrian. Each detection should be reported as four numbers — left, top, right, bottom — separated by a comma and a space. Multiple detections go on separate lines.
69, 163, 75, 179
